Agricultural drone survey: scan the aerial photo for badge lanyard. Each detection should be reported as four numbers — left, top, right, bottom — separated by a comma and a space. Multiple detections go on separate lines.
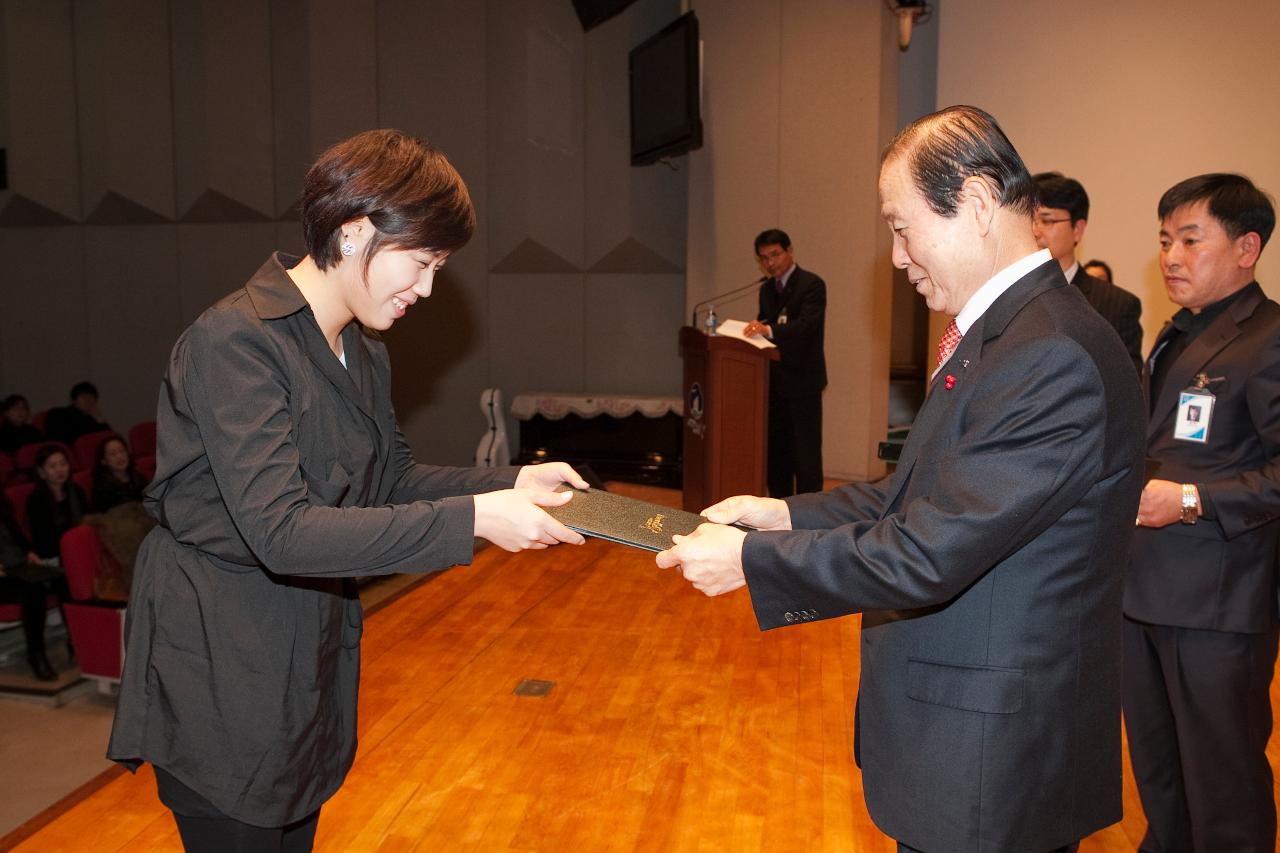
1173, 372, 1222, 443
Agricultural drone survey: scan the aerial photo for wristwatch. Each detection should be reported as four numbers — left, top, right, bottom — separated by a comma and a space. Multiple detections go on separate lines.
1180, 484, 1201, 525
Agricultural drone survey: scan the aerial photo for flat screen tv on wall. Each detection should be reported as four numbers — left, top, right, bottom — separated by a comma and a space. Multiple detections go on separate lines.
629, 11, 702, 166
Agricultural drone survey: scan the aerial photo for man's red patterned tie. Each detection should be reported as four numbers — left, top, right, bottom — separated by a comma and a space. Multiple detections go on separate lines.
936, 318, 963, 370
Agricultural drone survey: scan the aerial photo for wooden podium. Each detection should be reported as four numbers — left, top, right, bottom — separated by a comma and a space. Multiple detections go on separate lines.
678, 326, 780, 512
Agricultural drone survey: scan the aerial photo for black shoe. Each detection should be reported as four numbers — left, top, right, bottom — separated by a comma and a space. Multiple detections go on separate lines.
29, 655, 56, 682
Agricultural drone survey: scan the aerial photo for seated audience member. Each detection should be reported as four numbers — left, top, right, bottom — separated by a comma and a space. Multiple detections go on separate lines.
26, 445, 88, 561
0, 498, 61, 680
0, 394, 44, 454
1083, 258, 1114, 283
45, 381, 111, 445
92, 435, 148, 511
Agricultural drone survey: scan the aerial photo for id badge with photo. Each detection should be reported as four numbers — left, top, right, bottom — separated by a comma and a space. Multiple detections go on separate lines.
1174, 387, 1214, 443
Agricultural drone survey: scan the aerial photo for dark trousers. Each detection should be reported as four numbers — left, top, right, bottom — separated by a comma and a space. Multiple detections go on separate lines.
766, 392, 823, 498
156, 767, 320, 853
0, 575, 52, 660
1122, 617, 1278, 853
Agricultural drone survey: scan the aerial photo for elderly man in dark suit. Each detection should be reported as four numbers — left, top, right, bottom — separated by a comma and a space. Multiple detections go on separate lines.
1032, 172, 1145, 374
1125, 173, 1280, 853
657, 105, 1144, 852
743, 229, 827, 498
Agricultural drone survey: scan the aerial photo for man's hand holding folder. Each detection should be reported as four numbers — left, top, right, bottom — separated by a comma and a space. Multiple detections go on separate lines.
656, 495, 792, 596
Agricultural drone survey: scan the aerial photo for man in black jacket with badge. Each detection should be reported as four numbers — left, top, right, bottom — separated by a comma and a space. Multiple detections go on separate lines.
1126, 173, 1280, 853
743, 229, 826, 497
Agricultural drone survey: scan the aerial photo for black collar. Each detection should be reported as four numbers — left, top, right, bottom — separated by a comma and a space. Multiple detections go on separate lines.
244, 252, 309, 320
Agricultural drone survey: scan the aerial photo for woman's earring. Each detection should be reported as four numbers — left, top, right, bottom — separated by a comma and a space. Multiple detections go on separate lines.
340, 241, 356, 256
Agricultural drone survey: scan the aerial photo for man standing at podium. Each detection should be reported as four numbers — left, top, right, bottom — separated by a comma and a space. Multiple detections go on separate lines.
660, 106, 1144, 851
743, 229, 827, 497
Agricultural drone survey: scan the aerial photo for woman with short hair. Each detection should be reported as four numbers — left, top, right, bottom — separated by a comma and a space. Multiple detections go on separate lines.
108, 129, 585, 852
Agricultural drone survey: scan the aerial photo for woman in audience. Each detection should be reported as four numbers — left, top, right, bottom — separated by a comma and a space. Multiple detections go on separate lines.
107, 128, 586, 853
0, 496, 59, 680
26, 445, 87, 560
92, 436, 148, 511
0, 394, 44, 454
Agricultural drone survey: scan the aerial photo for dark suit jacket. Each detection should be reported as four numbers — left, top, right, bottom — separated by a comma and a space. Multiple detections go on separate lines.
757, 266, 827, 398
25, 482, 87, 559
741, 259, 1144, 851
1125, 282, 1280, 633
44, 405, 110, 446
108, 253, 518, 825
1071, 266, 1144, 374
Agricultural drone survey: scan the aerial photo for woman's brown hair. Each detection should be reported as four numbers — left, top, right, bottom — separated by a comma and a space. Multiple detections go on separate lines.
301, 129, 476, 273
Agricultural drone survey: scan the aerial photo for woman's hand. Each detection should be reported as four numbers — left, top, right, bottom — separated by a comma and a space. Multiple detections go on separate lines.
473, 488, 586, 552
514, 461, 589, 493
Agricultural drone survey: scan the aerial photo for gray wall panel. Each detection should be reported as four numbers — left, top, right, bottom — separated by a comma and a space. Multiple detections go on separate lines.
485, 1, 584, 271
308, 0, 377, 150
74, 0, 174, 219
0, 227, 87, 412
82, 226, 181, 430
484, 0, 535, 268
523, 14, 584, 269
1, 1, 687, 468
177, 224, 279, 326
584, 0, 685, 271
270, 0, 310, 216
275, 221, 306, 258
384, 260, 491, 466
488, 273, 584, 397
376, 0, 490, 465
2, 0, 80, 219
686, 0, 896, 481
171, 0, 274, 218
583, 273, 682, 395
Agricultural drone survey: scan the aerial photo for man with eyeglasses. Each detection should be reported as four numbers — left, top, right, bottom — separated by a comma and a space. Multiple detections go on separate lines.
1033, 172, 1144, 374
742, 229, 827, 498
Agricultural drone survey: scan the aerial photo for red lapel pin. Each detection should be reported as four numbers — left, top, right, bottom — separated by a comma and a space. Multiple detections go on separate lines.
944, 374, 956, 390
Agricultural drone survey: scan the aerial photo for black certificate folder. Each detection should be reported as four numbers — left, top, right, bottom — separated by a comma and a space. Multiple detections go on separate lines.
545, 487, 707, 552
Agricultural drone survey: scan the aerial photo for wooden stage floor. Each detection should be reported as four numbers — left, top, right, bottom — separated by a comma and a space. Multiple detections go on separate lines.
7, 487, 1280, 851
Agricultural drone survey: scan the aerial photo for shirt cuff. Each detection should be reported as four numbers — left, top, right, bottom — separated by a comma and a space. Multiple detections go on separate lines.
1194, 483, 1217, 521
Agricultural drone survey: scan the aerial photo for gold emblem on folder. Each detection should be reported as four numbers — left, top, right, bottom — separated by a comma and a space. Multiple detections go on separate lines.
642, 514, 666, 534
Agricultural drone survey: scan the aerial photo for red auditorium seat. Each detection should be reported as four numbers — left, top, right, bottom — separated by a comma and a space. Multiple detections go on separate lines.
15, 440, 74, 473
72, 469, 95, 507
4, 481, 36, 541
128, 421, 157, 458
134, 454, 157, 483
73, 430, 118, 471
60, 524, 127, 689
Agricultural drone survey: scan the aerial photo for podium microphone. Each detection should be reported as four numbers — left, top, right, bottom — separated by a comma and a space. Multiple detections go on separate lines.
691, 276, 768, 327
